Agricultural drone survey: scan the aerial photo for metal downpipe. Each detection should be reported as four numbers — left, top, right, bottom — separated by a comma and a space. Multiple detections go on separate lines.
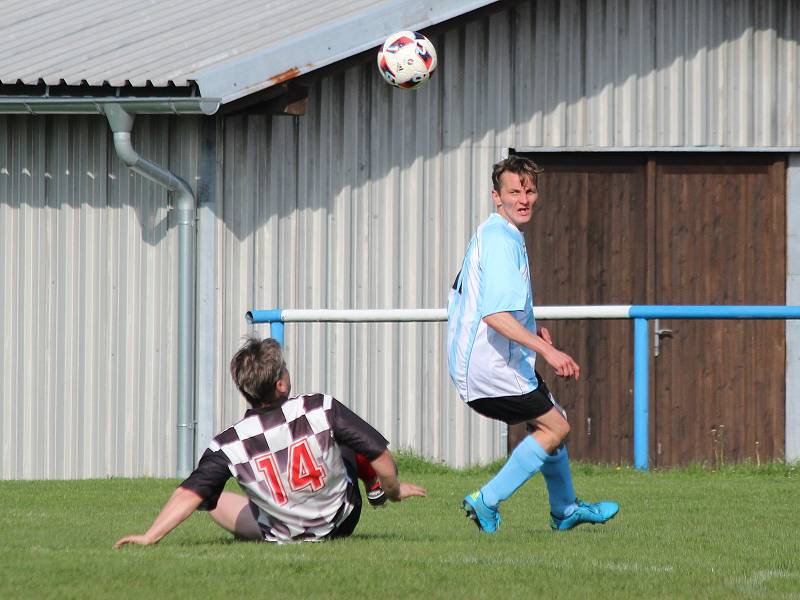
105, 104, 196, 478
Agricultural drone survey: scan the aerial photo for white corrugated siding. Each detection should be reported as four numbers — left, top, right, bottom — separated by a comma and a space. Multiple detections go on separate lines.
0, 115, 206, 479
3, 0, 800, 478
219, 93, 504, 469
506, 0, 800, 148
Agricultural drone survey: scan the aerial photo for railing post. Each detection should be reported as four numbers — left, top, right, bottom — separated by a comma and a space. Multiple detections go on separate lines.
633, 317, 649, 470
245, 309, 285, 347
270, 320, 285, 347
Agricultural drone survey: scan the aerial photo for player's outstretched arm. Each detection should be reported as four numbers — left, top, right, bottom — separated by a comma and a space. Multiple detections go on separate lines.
370, 450, 427, 502
483, 312, 580, 380
114, 486, 204, 548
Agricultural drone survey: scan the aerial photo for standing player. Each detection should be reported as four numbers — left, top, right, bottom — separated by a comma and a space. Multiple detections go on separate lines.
447, 156, 618, 533
115, 337, 425, 546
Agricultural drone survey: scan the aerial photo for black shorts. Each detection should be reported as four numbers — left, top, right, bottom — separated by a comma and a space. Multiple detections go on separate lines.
467, 372, 565, 429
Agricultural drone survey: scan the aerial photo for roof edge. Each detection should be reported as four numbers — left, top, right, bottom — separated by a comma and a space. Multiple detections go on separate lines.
194, 0, 498, 103
0, 97, 220, 115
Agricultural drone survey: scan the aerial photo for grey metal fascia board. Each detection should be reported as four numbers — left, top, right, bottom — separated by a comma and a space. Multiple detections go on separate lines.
193, 0, 497, 103
0, 97, 220, 115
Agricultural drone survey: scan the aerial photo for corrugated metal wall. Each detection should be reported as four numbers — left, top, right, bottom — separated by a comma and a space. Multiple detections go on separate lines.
219, 89, 504, 469
4, 0, 800, 477
0, 115, 205, 478
509, 0, 800, 148
500, 0, 799, 148
220, 0, 800, 469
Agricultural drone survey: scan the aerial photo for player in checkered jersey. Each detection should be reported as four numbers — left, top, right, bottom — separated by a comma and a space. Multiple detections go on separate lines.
114, 337, 426, 546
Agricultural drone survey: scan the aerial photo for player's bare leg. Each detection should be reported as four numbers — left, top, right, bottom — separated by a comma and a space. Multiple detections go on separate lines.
208, 491, 262, 540
527, 406, 571, 452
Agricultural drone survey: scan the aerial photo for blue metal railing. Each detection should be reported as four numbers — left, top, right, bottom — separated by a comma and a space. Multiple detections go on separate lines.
246, 305, 800, 470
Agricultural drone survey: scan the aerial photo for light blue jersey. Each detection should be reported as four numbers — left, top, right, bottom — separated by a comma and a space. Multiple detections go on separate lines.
447, 213, 538, 402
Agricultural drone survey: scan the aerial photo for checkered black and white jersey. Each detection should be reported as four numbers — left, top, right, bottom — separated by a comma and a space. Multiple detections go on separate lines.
181, 393, 388, 543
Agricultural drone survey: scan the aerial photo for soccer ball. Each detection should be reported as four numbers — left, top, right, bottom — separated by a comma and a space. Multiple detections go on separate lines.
377, 30, 437, 89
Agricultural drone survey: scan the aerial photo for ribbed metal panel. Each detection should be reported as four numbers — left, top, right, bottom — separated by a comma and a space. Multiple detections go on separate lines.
507, 0, 800, 148
0, 0, 502, 103
0, 0, 381, 88
0, 114, 206, 479
220, 89, 505, 467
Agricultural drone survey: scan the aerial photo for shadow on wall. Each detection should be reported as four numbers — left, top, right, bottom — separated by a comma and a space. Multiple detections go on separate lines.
218, 0, 799, 243
0, 0, 796, 246
0, 113, 212, 247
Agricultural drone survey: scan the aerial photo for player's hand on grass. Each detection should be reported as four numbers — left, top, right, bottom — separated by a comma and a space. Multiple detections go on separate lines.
541, 346, 580, 380
389, 482, 427, 502
114, 534, 155, 549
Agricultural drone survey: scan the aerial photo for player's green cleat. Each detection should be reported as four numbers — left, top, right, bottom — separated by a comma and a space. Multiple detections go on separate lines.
463, 491, 501, 533
550, 499, 619, 531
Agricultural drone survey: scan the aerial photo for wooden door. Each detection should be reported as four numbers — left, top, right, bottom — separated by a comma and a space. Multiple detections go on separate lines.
511, 152, 786, 466
652, 156, 786, 466
514, 154, 648, 464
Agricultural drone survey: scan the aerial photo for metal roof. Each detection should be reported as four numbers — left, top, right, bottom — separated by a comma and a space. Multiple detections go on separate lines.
0, 0, 497, 103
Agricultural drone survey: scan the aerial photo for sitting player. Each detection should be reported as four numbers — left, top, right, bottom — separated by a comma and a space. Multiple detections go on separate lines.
115, 337, 425, 546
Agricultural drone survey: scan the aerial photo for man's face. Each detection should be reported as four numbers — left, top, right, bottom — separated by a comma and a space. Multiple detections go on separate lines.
491, 171, 538, 229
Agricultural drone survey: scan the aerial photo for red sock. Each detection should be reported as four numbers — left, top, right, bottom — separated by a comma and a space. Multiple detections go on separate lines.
355, 453, 378, 487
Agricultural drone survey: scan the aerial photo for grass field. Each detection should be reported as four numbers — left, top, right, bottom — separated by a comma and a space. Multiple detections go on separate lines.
1, 457, 798, 599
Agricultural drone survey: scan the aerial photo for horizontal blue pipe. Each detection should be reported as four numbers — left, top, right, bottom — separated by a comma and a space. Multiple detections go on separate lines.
245, 304, 800, 471
246, 309, 283, 324
249, 306, 800, 323
630, 305, 800, 319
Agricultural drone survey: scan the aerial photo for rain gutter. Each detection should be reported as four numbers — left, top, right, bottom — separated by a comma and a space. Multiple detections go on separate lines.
105, 103, 200, 479
0, 96, 219, 115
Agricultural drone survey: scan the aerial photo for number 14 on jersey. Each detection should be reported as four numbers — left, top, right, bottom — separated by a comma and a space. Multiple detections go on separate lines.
254, 438, 327, 505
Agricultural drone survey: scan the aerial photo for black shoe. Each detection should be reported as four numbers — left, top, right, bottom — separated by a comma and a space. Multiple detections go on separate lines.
366, 482, 387, 507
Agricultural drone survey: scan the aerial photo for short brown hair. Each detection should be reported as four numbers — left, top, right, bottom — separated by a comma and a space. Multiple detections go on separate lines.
491, 156, 543, 192
229, 337, 287, 408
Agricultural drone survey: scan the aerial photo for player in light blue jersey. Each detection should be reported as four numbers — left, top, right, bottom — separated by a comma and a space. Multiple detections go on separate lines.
448, 156, 619, 533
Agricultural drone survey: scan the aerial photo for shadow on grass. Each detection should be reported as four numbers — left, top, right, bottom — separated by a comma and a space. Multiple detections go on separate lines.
153, 530, 421, 547
346, 531, 415, 541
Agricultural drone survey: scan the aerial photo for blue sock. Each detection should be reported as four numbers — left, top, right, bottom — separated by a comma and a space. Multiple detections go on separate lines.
540, 445, 578, 517
480, 435, 549, 508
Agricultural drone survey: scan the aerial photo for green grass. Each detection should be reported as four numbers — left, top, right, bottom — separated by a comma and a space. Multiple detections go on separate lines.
2, 460, 799, 599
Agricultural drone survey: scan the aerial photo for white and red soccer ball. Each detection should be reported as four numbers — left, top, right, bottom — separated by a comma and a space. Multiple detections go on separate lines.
377, 30, 437, 89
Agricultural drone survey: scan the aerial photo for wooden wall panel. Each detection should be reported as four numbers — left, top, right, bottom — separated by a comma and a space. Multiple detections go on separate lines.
509, 153, 786, 467
653, 156, 786, 466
